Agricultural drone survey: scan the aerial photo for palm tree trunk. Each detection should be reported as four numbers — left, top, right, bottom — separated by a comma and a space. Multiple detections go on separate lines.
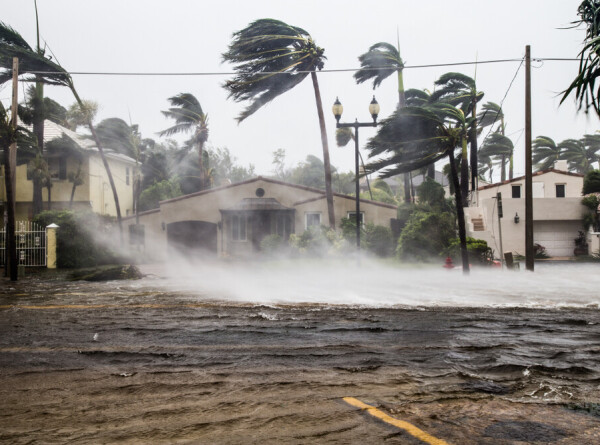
460, 137, 469, 207
448, 150, 469, 274
501, 155, 507, 182
397, 69, 406, 108
32, 79, 44, 215
70, 86, 123, 239
403, 173, 411, 203
198, 140, 205, 190
47, 183, 51, 210
310, 71, 335, 229
469, 101, 478, 192
509, 152, 514, 179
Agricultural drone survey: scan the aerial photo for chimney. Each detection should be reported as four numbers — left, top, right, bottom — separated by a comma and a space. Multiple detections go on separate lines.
553, 160, 568, 171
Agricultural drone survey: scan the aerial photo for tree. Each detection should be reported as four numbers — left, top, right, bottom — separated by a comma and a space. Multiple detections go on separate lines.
354, 41, 406, 106
583, 169, 600, 194
560, 138, 597, 173
532, 136, 563, 171
561, 0, 600, 117
479, 133, 515, 181
159, 93, 208, 189
365, 104, 472, 273
222, 18, 335, 228
355, 40, 415, 201
431, 72, 484, 204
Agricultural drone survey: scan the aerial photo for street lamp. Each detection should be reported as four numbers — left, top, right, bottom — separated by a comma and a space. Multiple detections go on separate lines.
332, 96, 380, 251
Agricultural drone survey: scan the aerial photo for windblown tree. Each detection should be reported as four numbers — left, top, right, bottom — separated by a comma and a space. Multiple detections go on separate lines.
0, 21, 124, 236
365, 103, 473, 273
479, 133, 515, 182
532, 136, 563, 171
560, 138, 598, 173
222, 19, 336, 228
159, 93, 208, 190
562, 0, 600, 117
431, 72, 484, 204
354, 41, 415, 201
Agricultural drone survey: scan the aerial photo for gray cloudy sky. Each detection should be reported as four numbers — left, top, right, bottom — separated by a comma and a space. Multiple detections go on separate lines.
0, 0, 595, 180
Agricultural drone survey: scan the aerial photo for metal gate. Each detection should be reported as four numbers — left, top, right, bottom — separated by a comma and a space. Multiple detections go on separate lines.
0, 221, 47, 267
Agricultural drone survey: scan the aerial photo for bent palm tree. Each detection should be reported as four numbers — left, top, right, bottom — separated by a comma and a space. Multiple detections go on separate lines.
159, 94, 208, 189
561, 138, 597, 173
431, 72, 484, 203
532, 136, 563, 171
355, 40, 416, 199
479, 133, 514, 181
355, 41, 406, 107
1, 21, 124, 235
365, 103, 472, 273
222, 18, 335, 228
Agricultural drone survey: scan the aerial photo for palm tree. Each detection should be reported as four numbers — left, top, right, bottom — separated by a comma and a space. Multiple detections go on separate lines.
1, 21, 124, 236
355, 41, 406, 106
431, 72, 484, 204
479, 133, 514, 181
355, 40, 416, 200
222, 18, 335, 228
560, 138, 597, 173
561, 0, 600, 117
159, 93, 208, 189
365, 103, 473, 273
581, 133, 600, 170
532, 136, 563, 171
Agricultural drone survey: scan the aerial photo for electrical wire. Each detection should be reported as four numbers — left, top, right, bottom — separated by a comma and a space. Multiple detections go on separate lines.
12, 57, 577, 77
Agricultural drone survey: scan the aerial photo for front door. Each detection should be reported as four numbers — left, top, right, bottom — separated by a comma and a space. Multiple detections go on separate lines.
251, 213, 271, 251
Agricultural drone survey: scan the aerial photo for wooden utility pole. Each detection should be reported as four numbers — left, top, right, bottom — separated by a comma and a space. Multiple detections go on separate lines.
524, 46, 534, 271
4, 57, 19, 280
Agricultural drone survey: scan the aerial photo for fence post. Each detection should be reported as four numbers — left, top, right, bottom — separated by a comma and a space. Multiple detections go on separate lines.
46, 223, 59, 269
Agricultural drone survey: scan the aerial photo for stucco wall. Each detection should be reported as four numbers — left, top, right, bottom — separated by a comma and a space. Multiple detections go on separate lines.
88, 154, 135, 217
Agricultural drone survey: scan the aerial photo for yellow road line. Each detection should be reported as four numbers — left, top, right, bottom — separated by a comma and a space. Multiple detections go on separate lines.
343, 397, 450, 445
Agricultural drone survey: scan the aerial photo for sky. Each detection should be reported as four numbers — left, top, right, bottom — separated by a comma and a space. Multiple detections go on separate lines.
0, 0, 596, 181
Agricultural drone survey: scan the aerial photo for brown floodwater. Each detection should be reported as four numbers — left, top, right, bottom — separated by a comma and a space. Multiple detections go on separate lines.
1, 264, 599, 443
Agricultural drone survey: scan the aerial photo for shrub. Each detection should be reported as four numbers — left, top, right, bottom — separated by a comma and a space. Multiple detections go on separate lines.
397, 210, 456, 261
582, 194, 600, 231
260, 234, 290, 256
582, 170, 600, 195
364, 223, 394, 257
446, 237, 494, 265
33, 210, 125, 268
138, 178, 182, 211
289, 225, 348, 256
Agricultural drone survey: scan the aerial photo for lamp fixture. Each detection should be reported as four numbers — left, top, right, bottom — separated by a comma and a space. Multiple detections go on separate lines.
514, 212, 520, 224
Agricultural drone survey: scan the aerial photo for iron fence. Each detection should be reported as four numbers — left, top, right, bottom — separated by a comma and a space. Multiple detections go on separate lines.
0, 221, 47, 267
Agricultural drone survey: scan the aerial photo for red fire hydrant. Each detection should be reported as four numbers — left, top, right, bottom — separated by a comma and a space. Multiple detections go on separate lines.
443, 256, 455, 269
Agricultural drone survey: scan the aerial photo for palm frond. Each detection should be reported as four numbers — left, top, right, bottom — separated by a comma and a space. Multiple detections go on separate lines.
222, 18, 325, 122
354, 41, 402, 89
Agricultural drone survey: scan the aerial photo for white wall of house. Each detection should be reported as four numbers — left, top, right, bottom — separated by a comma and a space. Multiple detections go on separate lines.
468, 166, 587, 258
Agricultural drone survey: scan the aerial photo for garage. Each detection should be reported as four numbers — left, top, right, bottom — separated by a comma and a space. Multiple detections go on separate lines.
534, 221, 582, 257
167, 221, 217, 257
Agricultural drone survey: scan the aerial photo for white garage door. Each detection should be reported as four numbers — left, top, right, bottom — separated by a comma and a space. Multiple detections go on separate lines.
534, 221, 581, 257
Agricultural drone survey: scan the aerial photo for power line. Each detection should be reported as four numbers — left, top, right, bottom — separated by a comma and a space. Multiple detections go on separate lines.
11, 57, 577, 77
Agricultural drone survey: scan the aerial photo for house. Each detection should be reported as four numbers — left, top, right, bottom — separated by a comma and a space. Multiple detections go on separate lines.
465, 161, 588, 258
1, 120, 137, 220
124, 176, 398, 260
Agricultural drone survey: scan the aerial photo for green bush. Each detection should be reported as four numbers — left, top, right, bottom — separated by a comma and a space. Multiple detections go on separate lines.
33, 210, 126, 268
260, 234, 290, 256
138, 178, 182, 211
364, 223, 394, 257
582, 194, 600, 231
397, 210, 456, 261
289, 225, 348, 256
446, 237, 494, 265
582, 170, 600, 195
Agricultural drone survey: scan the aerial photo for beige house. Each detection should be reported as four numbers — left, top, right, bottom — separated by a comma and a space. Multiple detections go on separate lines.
1, 120, 137, 220
124, 177, 398, 260
465, 161, 589, 258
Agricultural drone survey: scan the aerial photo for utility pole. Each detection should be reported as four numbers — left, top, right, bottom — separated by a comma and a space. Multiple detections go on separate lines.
4, 57, 19, 280
525, 45, 534, 271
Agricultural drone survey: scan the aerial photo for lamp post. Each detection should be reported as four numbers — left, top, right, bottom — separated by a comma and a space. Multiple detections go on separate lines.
332, 96, 380, 251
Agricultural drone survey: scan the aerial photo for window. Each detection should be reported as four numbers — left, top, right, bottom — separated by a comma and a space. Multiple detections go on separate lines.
276, 214, 291, 238
511, 185, 521, 198
305, 212, 321, 229
231, 215, 247, 241
48, 157, 67, 180
556, 184, 565, 198
126, 167, 130, 185
347, 212, 365, 226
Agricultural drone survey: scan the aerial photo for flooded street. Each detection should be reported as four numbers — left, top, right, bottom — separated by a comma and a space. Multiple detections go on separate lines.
1, 262, 600, 443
